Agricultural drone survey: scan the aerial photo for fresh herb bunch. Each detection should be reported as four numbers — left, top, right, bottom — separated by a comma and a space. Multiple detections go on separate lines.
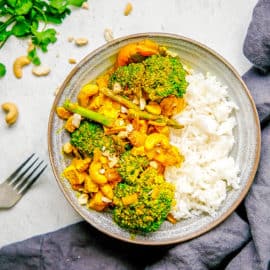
0, 0, 86, 72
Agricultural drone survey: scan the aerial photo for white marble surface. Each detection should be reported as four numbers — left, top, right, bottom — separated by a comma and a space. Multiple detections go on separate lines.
0, 0, 256, 247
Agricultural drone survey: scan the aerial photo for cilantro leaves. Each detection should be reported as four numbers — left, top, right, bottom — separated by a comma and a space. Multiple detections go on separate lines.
0, 62, 6, 78
0, 0, 87, 77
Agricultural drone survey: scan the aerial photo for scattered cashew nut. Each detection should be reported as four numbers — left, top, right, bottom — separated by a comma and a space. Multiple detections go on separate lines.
1, 102, 19, 125
13, 56, 30, 79
104, 28, 114, 42
82, 2, 89, 9
124, 3, 133, 16
68, 58, 77, 64
75, 38, 88, 46
32, 65, 51, 77
67, 36, 74, 42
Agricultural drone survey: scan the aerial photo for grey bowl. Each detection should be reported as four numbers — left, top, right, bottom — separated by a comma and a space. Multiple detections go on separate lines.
48, 33, 261, 245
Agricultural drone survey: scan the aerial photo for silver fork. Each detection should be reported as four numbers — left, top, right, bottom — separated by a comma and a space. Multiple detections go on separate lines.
0, 153, 47, 209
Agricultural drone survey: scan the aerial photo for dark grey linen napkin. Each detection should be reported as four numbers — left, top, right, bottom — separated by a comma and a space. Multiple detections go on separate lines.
1, 1, 270, 269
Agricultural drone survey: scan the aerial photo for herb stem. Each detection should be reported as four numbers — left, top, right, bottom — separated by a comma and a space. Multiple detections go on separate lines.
0, 16, 16, 32
0, 33, 10, 49
33, 5, 47, 30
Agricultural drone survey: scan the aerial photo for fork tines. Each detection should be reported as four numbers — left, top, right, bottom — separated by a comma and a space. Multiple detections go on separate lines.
7, 153, 47, 195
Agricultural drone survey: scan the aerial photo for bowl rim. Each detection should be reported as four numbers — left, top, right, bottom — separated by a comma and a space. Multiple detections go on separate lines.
48, 32, 261, 245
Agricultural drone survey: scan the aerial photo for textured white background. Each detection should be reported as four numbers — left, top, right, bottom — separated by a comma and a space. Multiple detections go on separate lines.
0, 0, 257, 247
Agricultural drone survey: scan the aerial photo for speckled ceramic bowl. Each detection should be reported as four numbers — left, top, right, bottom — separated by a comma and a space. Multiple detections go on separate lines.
48, 33, 261, 245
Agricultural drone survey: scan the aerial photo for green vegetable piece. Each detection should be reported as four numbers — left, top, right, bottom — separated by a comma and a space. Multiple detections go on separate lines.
143, 55, 188, 101
117, 150, 149, 185
0, 31, 12, 49
28, 48, 41, 66
113, 168, 175, 233
68, 0, 87, 7
0, 62, 6, 78
70, 120, 115, 156
7, 0, 17, 8
100, 87, 183, 129
99, 87, 138, 110
12, 20, 30, 37
31, 28, 57, 52
109, 54, 188, 102
63, 100, 115, 127
49, 0, 69, 14
109, 63, 145, 95
15, 1, 33, 15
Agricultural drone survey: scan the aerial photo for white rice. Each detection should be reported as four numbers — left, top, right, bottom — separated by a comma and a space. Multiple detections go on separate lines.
165, 72, 240, 220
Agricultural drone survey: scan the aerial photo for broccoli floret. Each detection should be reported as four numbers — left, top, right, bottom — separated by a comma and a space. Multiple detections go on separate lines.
113, 168, 175, 233
70, 120, 115, 156
114, 182, 139, 197
139, 166, 164, 186
108, 54, 187, 102
117, 150, 149, 185
108, 62, 145, 96
142, 55, 187, 101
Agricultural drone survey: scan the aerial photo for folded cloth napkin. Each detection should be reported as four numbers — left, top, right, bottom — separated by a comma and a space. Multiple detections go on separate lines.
1, 1, 270, 269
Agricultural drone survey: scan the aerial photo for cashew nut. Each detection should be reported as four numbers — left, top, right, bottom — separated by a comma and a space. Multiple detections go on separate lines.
75, 38, 88, 46
78, 84, 99, 107
32, 65, 51, 77
89, 162, 107, 184
104, 28, 114, 42
144, 133, 170, 151
100, 184, 113, 200
82, 2, 89, 9
68, 58, 77, 64
1, 102, 19, 125
13, 56, 30, 78
124, 2, 133, 16
67, 36, 74, 42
